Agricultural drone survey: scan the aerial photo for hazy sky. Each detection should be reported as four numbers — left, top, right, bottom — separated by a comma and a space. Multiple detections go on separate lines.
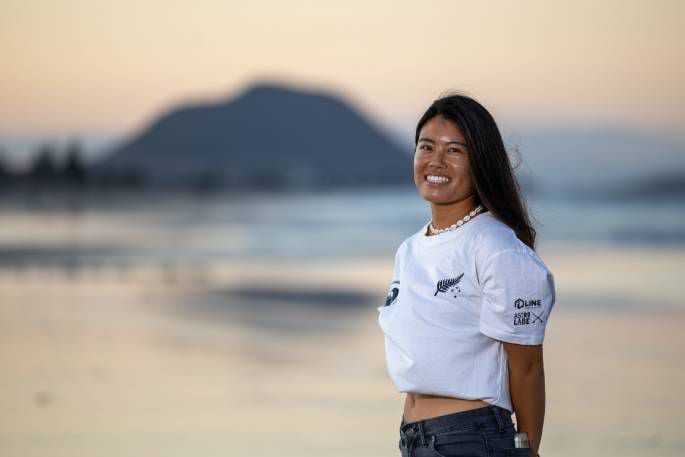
1, 0, 683, 139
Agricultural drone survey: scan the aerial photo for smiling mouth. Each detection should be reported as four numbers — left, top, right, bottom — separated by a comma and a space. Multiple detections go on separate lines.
424, 175, 451, 184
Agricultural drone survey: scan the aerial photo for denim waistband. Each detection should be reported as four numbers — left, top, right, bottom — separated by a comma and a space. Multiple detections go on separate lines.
400, 405, 512, 436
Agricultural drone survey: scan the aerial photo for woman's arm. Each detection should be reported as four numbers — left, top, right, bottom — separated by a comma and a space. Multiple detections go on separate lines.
503, 342, 545, 457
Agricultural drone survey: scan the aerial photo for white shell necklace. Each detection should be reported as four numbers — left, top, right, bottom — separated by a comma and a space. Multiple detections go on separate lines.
427, 204, 485, 235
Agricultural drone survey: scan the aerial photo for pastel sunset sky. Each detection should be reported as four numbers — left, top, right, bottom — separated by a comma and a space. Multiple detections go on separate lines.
1, 0, 683, 140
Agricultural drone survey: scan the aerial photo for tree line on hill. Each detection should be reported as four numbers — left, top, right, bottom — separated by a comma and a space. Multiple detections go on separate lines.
0, 140, 149, 192
0, 140, 88, 190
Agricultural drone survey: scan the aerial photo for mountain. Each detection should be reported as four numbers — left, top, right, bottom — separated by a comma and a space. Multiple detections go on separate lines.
91, 82, 413, 191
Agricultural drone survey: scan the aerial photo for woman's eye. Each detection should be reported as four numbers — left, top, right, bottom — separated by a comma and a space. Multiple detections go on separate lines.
419, 145, 431, 151
448, 148, 460, 154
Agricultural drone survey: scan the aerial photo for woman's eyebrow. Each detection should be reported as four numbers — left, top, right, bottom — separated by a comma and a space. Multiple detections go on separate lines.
417, 137, 467, 147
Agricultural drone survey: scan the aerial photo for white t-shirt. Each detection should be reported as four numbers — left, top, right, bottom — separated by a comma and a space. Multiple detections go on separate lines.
377, 210, 556, 412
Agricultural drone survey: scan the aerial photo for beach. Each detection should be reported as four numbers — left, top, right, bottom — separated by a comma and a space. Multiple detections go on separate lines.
1, 246, 684, 457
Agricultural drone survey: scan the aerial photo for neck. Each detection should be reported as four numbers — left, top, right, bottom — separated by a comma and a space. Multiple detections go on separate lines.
429, 195, 478, 230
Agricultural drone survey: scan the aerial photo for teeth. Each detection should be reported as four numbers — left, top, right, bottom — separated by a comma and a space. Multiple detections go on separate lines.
426, 175, 450, 184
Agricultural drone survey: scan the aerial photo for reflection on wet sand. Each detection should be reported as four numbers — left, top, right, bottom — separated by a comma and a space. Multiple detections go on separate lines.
175, 285, 376, 334
1, 249, 684, 457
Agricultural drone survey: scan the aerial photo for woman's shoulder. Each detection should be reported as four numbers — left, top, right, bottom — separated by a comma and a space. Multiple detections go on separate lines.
472, 213, 554, 286
472, 212, 531, 258
393, 233, 414, 260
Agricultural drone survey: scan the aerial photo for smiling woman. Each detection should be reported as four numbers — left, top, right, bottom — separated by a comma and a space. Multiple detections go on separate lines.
377, 92, 554, 457
414, 115, 475, 223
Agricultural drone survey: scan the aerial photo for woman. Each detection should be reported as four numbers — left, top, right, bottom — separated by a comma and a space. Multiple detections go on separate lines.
377, 93, 556, 457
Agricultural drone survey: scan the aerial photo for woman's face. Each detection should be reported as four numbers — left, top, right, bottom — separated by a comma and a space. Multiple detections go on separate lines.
413, 115, 474, 206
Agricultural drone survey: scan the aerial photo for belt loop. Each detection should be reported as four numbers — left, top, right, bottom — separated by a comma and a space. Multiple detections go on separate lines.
489, 405, 505, 432
418, 422, 427, 446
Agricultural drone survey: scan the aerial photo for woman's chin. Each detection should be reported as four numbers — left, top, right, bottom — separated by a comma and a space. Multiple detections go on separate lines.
418, 189, 474, 207
417, 187, 454, 202
421, 194, 456, 205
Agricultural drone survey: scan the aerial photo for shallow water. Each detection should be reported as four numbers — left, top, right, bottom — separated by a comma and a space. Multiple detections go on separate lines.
1, 190, 684, 456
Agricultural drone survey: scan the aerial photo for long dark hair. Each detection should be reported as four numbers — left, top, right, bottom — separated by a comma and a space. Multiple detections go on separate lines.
414, 92, 537, 250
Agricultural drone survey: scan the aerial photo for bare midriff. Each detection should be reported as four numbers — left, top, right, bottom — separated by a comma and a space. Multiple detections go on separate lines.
403, 393, 491, 423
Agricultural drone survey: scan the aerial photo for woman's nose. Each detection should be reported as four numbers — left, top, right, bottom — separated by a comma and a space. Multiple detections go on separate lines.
428, 147, 447, 165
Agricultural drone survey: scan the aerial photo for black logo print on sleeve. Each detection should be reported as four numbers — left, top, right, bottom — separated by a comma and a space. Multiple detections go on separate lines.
434, 273, 464, 297
513, 298, 545, 325
514, 298, 542, 309
385, 281, 400, 306
513, 310, 545, 325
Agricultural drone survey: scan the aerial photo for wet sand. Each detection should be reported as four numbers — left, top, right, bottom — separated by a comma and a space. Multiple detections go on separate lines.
1, 247, 684, 456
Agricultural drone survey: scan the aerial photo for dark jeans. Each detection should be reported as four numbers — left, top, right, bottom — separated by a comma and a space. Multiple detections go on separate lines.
399, 405, 530, 457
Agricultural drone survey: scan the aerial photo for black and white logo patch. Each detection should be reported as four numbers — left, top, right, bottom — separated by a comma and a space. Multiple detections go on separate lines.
385, 281, 400, 306
434, 273, 464, 297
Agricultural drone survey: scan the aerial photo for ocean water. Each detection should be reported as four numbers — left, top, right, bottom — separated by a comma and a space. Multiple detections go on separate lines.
2, 189, 684, 457
1, 187, 684, 269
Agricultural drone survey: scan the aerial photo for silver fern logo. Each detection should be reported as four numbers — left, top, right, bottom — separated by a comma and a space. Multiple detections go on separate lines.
434, 273, 464, 297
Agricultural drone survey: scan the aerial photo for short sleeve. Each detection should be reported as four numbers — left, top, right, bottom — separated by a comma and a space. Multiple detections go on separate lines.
478, 248, 556, 345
